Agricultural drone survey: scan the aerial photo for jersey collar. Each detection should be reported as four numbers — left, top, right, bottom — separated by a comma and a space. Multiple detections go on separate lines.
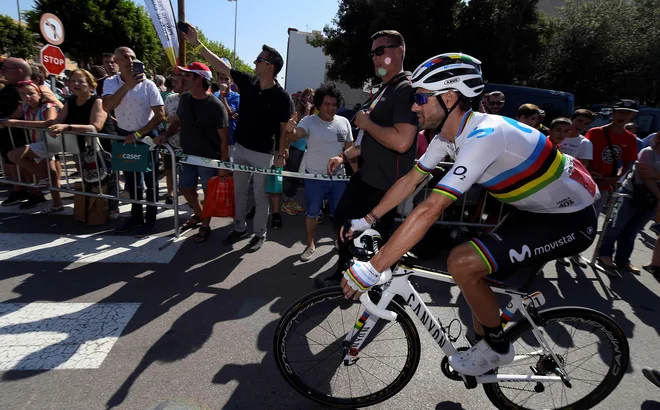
456, 109, 474, 139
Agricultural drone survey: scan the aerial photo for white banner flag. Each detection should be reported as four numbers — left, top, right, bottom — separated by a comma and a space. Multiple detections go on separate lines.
144, 0, 179, 67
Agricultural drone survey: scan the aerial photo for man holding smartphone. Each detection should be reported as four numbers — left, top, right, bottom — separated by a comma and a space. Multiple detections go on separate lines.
181, 22, 293, 252
102, 46, 165, 237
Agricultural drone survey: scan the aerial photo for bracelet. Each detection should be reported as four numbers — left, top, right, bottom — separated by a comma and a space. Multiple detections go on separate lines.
341, 151, 349, 163
193, 43, 204, 52
134, 131, 142, 139
368, 211, 380, 223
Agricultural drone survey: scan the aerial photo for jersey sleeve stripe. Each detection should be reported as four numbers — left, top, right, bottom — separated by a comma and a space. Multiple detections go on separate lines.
432, 184, 462, 201
415, 163, 433, 174
492, 154, 566, 202
482, 133, 548, 188
469, 239, 497, 273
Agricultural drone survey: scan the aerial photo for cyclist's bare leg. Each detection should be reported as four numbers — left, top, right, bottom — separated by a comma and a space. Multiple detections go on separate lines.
447, 243, 500, 328
472, 313, 484, 338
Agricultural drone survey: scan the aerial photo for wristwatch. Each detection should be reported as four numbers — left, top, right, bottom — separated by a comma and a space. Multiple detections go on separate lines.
277, 153, 286, 160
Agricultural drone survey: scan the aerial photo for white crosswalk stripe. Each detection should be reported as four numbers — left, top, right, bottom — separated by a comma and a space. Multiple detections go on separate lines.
0, 302, 140, 370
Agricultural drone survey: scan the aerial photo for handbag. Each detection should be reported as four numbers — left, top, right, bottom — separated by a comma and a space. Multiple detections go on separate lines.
631, 184, 658, 209
82, 137, 111, 183
111, 141, 152, 172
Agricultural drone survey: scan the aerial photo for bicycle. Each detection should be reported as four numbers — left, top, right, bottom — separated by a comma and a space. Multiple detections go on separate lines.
274, 229, 629, 409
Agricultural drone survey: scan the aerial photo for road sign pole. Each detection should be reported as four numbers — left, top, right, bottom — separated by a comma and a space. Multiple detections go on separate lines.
50, 75, 56, 94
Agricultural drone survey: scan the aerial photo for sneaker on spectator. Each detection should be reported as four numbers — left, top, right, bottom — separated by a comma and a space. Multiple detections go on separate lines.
116, 218, 143, 233
282, 199, 297, 216
317, 213, 325, 225
300, 246, 315, 262
109, 209, 120, 221
272, 212, 282, 230
248, 235, 266, 252
165, 195, 174, 205
293, 200, 305, 213
223, 229, 248, 245
19, 195, 47, 210
650, 222, 660, 235
1, 190, 29, 206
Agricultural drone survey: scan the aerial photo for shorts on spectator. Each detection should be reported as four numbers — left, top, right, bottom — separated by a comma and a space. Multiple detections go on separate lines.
304, 178, 348, 218
179, 163, 217, 190
28, 141, 55, 163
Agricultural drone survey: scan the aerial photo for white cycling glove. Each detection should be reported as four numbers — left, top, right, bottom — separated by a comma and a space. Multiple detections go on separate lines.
349, 217, 372, 233
343, 261, 382, 292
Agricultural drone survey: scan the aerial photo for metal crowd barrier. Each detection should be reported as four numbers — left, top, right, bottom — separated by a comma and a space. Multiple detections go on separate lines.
0, 126, 180, 237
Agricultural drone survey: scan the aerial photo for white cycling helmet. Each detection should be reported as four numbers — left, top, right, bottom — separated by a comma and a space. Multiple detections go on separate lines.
411, 53, 484, 99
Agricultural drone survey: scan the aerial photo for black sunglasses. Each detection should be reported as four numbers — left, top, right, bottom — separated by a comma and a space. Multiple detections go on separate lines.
368, 45, 399, 58
255, 57, 272, 65
489, 101, 504, 106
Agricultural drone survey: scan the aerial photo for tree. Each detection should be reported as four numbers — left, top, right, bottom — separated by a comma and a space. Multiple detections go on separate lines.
24, 0, 161, 69
532, 0, 658, 106
310, 0, 463, 89
454, 0, 544, 85
23, 0, 253, 79
0, 14, 39, 59
310, 0, 544, 89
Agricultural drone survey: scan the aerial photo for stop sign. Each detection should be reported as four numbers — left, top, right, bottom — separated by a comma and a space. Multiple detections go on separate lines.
40, 45, 66, 75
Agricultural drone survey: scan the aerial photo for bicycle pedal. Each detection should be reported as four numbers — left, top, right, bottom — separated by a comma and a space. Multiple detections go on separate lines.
461, 374, 477, 389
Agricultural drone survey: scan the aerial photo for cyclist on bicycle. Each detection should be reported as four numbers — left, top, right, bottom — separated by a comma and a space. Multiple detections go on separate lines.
340, 53, 599, 376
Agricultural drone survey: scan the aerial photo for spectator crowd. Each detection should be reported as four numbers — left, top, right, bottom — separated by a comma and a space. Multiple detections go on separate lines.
1, 22, 659, 282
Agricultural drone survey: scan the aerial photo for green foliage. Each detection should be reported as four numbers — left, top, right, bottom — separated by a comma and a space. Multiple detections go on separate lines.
0, 14, 39, 59
22, 0, 252, 79
312, 0, 543, 88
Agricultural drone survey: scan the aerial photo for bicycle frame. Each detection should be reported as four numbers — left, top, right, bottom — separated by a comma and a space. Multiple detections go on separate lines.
341, 262, 570, 385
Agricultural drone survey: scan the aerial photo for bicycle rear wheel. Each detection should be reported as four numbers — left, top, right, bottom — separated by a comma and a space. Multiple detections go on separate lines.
274, 286, 421, 408
484, 306, 629, 410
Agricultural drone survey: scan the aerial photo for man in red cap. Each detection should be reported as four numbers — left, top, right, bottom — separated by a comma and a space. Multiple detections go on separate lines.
155, 62, 229, 243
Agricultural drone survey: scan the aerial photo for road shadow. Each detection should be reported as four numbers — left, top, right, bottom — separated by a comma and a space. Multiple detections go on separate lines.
105, 250, 333, 409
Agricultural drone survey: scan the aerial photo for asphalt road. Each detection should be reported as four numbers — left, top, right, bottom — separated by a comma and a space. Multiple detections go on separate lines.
0, 185, 659, 410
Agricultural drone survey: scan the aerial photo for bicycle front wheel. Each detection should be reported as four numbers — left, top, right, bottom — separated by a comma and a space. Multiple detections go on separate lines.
273, 286, 421, 408
484, 306, 630, 410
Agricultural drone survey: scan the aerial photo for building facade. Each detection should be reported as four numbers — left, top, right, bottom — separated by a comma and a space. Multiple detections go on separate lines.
284, 28, 369, 108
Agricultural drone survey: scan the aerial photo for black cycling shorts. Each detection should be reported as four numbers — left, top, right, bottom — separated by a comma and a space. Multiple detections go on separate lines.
469, 205, 597, 279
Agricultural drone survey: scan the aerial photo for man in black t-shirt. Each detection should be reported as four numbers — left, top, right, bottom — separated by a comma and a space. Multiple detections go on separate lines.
320, 30, 419, 286
155, 62, 229, 243
182, 23, 293, 252
0, 58, 31, 206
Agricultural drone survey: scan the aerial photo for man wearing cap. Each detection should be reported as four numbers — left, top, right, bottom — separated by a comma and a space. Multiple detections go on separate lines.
182, 23, 293, 252
155, 62, 229, 243
102, 46, 165, 237
585, 99, 639, 213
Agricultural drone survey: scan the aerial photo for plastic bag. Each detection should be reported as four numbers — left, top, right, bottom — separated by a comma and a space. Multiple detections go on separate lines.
201, 176, 235, 218
265, 167, 284, 194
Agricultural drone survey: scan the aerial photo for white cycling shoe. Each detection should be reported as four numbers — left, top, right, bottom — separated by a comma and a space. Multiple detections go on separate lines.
449, 340, 515, 376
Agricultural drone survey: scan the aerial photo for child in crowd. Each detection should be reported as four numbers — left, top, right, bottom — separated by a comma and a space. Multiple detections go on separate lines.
3, 80, 62, 212
548, 117, 572, 147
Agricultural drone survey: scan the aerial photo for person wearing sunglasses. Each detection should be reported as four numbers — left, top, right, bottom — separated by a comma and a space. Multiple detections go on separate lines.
487, 91, 505, 115
317, 30, 418, 288
339, 52, 599, 377
181, 22, 293, 252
